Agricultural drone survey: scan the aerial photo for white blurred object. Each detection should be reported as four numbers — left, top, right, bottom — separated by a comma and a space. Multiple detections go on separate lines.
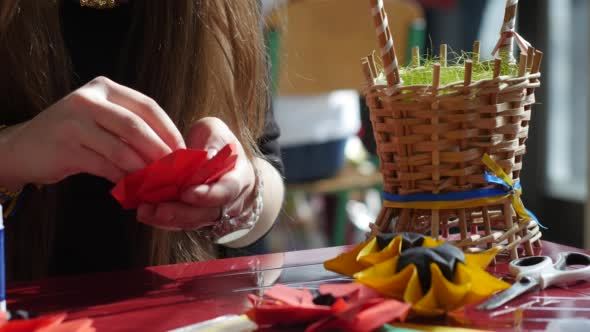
274, 90, 361, 147
261, 0, 288, 16
168, 315, 257, 332
347, 200, 374, 233
347, 189, 381, 233
545, 318, 590, 332
477, 0, 507, 60
365, 189, 382, 216
345, 136, 369, 164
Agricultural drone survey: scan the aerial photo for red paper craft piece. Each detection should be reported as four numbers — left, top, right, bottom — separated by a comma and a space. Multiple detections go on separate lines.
187, 144, 238, 186
318, 282, 379, 299
111, 144, 237, 209
0, 314, 63, 332
37, 318, 95, 332
0, 313, 94, 332
306, 298, 411, 332
246, 283, 410, 332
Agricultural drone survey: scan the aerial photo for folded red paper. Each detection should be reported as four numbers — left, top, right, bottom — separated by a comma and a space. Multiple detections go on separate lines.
0, 313, 95, 332
111, 144, 238, 209
246, 283, 410, 332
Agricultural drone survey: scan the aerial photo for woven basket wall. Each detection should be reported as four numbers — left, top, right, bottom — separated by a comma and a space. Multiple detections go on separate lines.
365, 60, 543, 258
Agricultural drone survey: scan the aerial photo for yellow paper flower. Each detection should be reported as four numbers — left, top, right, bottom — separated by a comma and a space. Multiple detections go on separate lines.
324, 233, 510, 316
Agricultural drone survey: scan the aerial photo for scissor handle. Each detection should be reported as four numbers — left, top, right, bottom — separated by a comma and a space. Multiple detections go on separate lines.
539, 252, 590, 289
509, 252, 590, 289
509, 255, 553, 279
553, 252, 590, 270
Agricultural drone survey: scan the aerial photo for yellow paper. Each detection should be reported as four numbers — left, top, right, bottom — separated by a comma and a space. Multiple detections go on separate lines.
463, 247, 498, 269
325, 234, 510, 316
358, 235, 444, 266
390, 323, 493, 332
323, 239, 371, 276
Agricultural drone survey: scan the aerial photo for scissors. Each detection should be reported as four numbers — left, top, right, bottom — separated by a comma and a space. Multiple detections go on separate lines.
477, 252, 590, 310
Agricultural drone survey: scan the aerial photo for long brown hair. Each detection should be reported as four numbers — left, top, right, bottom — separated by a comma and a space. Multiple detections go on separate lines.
0, 0, 267, 279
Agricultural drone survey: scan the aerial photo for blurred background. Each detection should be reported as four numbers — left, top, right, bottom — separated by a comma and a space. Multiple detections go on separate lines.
259, 0, 590, 252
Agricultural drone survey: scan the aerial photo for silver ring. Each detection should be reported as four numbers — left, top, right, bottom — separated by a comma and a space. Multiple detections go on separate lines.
219, 206, 231, 224
203, 167, 263, 244
201, 206, 237, 243
199, 207, 229, 241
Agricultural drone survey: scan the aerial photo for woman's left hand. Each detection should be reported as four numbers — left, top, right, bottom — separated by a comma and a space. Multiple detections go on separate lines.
136, 117, 256, 230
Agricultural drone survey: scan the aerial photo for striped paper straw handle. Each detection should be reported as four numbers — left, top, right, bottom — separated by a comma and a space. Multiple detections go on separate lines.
500, 0, 518, 61
370, 0, 400, 86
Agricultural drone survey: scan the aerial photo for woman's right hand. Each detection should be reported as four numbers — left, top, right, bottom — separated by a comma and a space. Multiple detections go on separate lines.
0, 76, 185, 190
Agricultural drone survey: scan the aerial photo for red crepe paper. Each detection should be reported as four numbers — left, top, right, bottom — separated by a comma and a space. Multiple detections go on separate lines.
318, 283, 378, 299
111, 144, 238, 209
37, 319, 95, 332
246, 283, 410, 332
0, 314, 94, 332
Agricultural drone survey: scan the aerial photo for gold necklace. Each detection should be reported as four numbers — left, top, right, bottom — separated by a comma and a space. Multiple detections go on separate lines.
79, 0, 119, 9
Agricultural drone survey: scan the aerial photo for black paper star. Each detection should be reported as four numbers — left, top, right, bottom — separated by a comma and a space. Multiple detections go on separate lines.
396, 242, 465, 294
312, 293, 337, 306
376, 232, 425, 251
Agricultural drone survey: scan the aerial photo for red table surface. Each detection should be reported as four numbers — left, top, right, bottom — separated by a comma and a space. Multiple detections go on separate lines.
6, 241, 590, 332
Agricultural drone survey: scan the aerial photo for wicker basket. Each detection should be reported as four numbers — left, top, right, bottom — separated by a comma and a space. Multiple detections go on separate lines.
363, 0, 542, 259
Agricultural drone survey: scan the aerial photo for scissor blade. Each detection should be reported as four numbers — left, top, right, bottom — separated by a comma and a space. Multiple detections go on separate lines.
477, 276, 540, 310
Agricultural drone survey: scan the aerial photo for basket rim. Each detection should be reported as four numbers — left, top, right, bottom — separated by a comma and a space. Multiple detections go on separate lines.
366, 71, 541, 95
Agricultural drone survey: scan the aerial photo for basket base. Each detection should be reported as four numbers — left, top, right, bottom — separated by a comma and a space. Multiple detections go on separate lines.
370, 199, 542, 260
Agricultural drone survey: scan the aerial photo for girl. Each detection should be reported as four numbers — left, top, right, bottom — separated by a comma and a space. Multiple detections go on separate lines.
0, 0, 285, 281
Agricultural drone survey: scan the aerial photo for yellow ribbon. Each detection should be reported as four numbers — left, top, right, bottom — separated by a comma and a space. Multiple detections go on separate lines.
382, 154, 535, 224
481, 154, 534, 223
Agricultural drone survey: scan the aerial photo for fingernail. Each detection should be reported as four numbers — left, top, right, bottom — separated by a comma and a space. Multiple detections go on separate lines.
177, 138, 187, 150
193, 185, 210, 196
207, 148, 218, 159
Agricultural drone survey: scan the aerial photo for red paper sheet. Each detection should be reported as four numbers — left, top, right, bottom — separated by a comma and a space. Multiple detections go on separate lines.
111, 144, 237, 209
0, 313, 94, 332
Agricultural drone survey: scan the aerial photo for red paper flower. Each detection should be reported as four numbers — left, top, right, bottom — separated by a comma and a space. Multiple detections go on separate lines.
246, 283, 410, 332
111, 144, 237, 209
0, 313, 94, 332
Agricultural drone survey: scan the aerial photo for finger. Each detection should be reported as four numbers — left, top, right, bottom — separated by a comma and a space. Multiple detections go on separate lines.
180, 172, 243, 207
186, 117, 230, 150
103, 78, 186, 150
90, 98, 172, 162
137, 204, 182, 231
75, 147, 126, 183
79, 123, 146, 173
138, 215, 183, 231
144, 202, 220, 230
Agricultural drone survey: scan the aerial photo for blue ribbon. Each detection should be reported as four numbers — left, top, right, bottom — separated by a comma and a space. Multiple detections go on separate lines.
382, 173, 545, 229
483, 171, 544, 229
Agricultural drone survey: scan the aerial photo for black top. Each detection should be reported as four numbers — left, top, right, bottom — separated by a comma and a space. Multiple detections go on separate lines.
43, 2, 283, 275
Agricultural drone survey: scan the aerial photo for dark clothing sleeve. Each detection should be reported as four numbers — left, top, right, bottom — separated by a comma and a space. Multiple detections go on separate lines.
257, 103, 285, 175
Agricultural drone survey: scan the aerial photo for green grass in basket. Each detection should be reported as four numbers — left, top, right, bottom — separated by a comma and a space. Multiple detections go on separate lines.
375, 51, 519, 87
